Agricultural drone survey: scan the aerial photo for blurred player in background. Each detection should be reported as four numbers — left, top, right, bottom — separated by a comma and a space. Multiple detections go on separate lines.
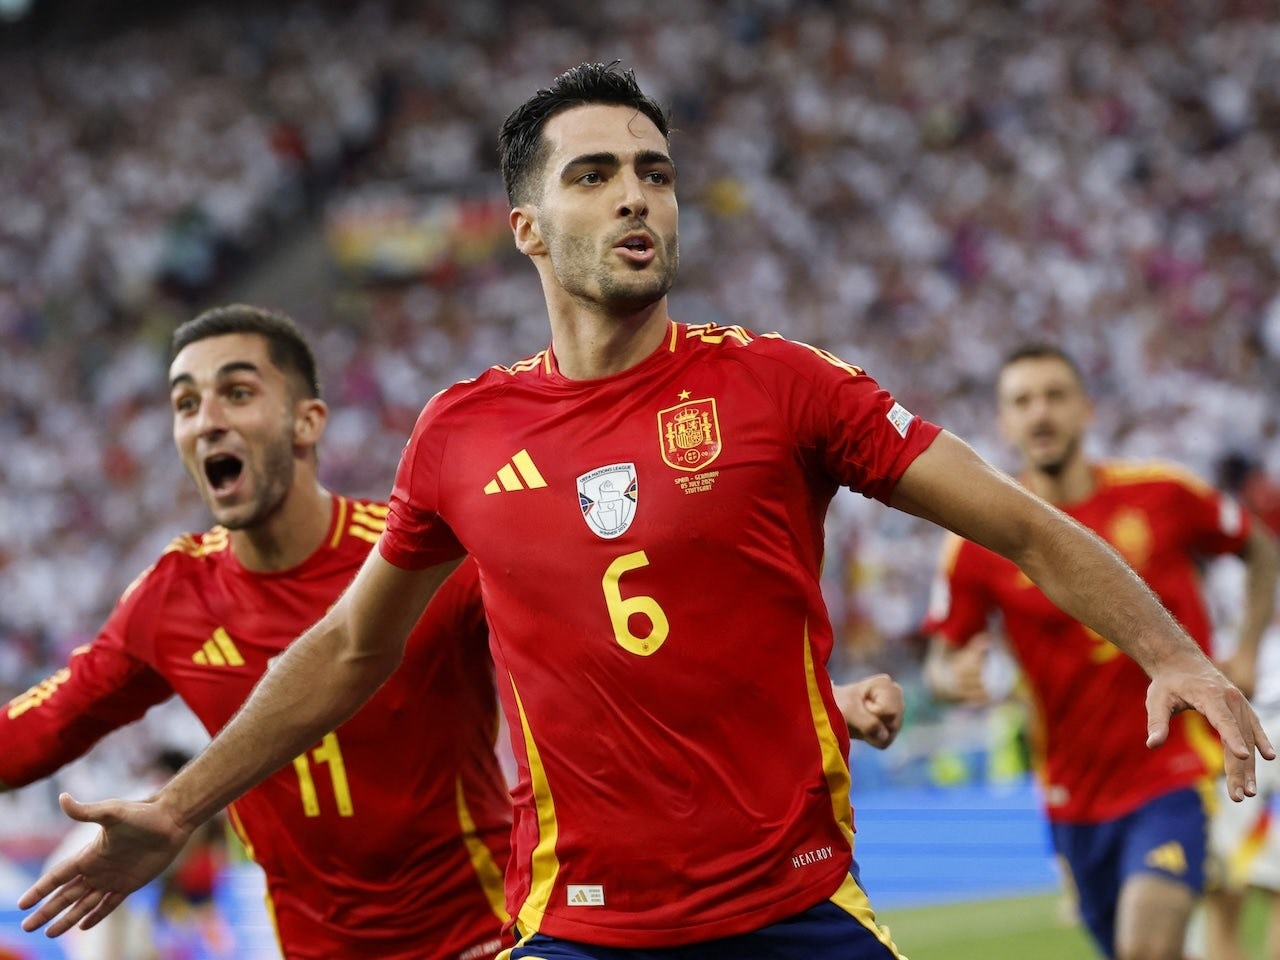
19, 64, 1271, 960
913, 343, 1279, 960
1, 304, 513, 960
1188, 453, 1280, 960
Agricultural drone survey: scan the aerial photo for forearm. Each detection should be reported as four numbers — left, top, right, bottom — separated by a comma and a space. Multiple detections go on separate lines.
160, 612, 399, 830
892, 435, 1206, 675
1013, 510, 1201, 674
158, 553, 452, 829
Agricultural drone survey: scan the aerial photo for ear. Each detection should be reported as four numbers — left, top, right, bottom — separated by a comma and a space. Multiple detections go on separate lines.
511, 205, 545, 256
293, 398, 328, 448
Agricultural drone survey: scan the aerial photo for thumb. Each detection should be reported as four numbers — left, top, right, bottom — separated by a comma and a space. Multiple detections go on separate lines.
59, 793, 114, 828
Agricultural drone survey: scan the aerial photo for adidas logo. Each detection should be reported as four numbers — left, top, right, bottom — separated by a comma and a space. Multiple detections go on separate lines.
192, 627, 245, 667
484, 449, 547, 494
1144, 840, 1188, 876
566, 884, 604, 906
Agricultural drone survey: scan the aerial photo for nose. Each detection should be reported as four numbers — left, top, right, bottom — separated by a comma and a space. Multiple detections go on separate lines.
617, 169, 649, 221
191, 394, 229, 438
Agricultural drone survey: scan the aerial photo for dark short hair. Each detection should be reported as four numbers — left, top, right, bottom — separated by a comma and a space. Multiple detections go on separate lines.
498, 60, 671, 205
998, 342, 1085, 388
171, 304, 321, 399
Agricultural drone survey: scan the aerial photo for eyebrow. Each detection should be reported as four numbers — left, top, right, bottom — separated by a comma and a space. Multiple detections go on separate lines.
169, 360, 262, 391
560, 149, 676, 178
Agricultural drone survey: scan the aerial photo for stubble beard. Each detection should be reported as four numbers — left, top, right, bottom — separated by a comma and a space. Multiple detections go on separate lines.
1027, 432, 1080, 479
214, 429, 295, 532
553, 227, 679, 315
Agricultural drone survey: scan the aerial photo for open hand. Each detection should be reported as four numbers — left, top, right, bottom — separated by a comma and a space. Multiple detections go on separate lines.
19, 793, 191, 937
1145, 655, 1275, 802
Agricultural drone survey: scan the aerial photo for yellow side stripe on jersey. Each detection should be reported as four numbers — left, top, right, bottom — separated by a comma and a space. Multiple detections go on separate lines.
510, 676, 561, 933
455, 776, 511, 924
802, 619, 855, 849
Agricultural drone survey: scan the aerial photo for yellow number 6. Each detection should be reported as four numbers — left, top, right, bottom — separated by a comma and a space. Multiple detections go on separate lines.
602, 551, 670, 656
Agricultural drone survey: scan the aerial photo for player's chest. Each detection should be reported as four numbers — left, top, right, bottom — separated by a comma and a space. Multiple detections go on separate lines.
444, 381, 803, 548
153, 574, 352, 712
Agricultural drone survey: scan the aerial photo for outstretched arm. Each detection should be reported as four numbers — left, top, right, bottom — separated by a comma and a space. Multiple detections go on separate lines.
20, 552, 459, 937
891, 430, 1274, 801
832, 673, 904, 750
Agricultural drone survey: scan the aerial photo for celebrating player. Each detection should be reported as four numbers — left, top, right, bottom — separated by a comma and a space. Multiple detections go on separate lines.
20, 64, 1271, 960
4, 304, 513, 959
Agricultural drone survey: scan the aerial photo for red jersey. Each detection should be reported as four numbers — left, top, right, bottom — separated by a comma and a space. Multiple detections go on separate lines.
924, 461, 1249, 823
1, 496, 511, 960
379, 322, 940, 946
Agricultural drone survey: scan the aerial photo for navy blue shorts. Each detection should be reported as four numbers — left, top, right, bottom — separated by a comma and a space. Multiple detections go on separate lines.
1050, 786, 1209, 957
498, 873, 903, 959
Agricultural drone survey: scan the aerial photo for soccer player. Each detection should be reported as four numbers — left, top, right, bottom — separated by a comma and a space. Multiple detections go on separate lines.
906, 343, 1279, 960
1192, 453, 1280, 960
19, 63, 1272, 960
2, 304, 513, 960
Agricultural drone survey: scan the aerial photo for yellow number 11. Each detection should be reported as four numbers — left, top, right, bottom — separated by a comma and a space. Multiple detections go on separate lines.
292, 732, 354, 817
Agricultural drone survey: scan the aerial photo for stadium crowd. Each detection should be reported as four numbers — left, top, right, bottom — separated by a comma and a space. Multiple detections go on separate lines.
2, 0, 1279, 843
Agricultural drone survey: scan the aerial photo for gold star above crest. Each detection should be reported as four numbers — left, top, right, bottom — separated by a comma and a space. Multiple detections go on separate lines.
678, 390, 691, 400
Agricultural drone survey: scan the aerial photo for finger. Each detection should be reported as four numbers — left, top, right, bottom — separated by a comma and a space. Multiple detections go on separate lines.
78, 891, 125, 931
44, 887, 108, 938
1213, 699, 1257, 801
1224, 752, 1255, 802
844, 704, 876, 740
18, 855, 88, 911
863, 725, 889, 748
1254, 714, 1276, 761
20, 876, 88, 933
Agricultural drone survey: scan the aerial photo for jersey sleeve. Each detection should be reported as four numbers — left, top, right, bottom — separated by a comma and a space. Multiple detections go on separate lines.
380, 389, 467, 570
747, 334, 942, 503
1171, 468, 1252, 557
921, 534, 994, 646
0, 572, 174, 788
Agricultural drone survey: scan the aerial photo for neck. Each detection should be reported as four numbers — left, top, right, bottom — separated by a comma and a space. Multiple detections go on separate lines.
230, 479, 333, 573
542, 286, 672, 380
1021, 454, 1096, 506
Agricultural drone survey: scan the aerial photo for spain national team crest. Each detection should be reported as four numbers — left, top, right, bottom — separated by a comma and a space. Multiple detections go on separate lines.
578, 463, 639, 540
657, 398, 722, 472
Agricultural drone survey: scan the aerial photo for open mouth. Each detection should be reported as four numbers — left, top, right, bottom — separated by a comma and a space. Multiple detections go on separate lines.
204, 453, 244, 493
615, 233, 656, 265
